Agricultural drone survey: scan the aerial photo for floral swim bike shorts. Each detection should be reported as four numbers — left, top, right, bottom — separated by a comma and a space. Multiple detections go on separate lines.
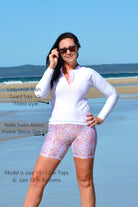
40, 124, 97, 160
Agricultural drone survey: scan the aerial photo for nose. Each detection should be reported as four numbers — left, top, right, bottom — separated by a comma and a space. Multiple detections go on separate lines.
66, 48, 71, 54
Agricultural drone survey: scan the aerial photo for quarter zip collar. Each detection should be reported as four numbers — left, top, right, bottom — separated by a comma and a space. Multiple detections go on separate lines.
60, 64, 81, 74
60, 65, 81, 85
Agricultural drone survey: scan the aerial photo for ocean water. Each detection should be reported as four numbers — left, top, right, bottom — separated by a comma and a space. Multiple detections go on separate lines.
0, 73, 138, 85
0, 93, 138, 207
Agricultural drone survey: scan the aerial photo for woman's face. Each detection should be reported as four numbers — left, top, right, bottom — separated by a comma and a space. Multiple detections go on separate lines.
59, 38, 79, 65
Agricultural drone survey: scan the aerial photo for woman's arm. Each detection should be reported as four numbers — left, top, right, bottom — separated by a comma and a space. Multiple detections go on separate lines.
34, 48, 59, 98
89, 70, 119, 122
34, 68, 54, 98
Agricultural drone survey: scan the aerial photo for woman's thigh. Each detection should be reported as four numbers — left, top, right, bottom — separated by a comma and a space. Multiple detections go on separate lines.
72, 125, 97, 159
74, 157, 95, 181
30, 155, 61, 187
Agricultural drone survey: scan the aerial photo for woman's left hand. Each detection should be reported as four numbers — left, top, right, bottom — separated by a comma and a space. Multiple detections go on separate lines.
86, 113, 103, 127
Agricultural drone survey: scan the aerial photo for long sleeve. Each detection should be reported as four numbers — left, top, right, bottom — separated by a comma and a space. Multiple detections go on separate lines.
34, 67, 54, 98
91, 70, 119, 121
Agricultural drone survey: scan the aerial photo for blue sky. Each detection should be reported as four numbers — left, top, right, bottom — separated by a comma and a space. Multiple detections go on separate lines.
0, 0, 138, 67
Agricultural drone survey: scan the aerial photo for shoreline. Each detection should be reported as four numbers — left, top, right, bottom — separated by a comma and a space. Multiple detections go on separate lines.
0, 77, 138, 103
0, 76, 138, 86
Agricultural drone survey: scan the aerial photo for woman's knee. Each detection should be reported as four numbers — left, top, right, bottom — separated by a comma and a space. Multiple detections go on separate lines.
77, 173, 93, 189
30, 170, 49, 189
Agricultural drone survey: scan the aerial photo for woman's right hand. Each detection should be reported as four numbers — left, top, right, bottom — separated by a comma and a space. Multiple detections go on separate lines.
49, 48, 59, 69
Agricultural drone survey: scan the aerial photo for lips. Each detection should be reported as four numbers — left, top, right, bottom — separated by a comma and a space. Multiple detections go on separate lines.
65, 55, 73, 59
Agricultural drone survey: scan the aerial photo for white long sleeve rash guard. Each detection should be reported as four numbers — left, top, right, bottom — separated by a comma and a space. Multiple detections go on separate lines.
35, 65, 119, 125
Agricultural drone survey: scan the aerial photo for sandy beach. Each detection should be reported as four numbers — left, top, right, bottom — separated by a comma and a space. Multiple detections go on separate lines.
0, 77, 138, 103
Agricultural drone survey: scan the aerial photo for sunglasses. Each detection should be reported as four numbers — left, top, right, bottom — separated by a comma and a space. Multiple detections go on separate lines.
59, 45, 77, 54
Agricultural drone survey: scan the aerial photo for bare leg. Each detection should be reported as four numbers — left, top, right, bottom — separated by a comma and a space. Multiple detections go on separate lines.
74, 157, 96, 207
23, 155, 61, 207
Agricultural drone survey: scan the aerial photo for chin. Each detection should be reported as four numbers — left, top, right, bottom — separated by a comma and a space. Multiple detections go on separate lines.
64, 57, 77, 64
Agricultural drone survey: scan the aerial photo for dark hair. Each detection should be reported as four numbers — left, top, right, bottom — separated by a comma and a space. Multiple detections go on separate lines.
46, 32, 81, 89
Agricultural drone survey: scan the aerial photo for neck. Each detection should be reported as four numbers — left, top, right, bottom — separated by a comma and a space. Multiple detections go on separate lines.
63, 62, 79, 72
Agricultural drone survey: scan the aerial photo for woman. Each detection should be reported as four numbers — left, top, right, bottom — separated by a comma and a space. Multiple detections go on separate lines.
23, 32, 119, 207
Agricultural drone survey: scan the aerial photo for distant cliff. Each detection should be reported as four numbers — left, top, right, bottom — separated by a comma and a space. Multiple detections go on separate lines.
0, 63, 138, 77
